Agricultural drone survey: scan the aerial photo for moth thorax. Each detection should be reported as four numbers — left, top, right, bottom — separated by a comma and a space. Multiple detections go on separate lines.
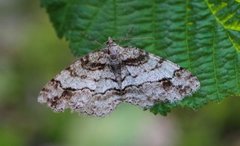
108, 46, 120, 60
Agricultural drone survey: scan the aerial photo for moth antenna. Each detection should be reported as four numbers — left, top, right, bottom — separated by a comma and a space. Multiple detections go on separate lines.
80, 32, 105, 49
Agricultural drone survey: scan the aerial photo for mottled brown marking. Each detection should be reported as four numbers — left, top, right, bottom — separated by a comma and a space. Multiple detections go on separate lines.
80, 75, 87, 79
80, 55, 89, 66
42, 88, 50, 92
53, 96, 59, 101
88, 62, 105, 70
158, 58, 165, 64
178, 85, 191, 95
94, 95, 102, 101
61, 90, 73, 100
80, 54, 106, 71
123, 51, 149, 66
174, 67, 184, 78
184, 74, 193, 80
82, 61, 106, 70
70, 70, 78, 77
49, 79, 60, 89
162, 79, 172, 91
114, 90, 123, 96
48, 96, 59, 108
66, 66, 78, 77
64, 87, 77, 91
175, 72, 181, 78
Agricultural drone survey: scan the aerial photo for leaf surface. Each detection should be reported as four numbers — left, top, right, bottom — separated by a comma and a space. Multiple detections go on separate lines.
41, 0, 240, 115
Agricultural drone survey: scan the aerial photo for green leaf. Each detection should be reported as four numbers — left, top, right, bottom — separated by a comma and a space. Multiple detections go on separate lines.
206, 0, 240, 51
40, 0, 240, 115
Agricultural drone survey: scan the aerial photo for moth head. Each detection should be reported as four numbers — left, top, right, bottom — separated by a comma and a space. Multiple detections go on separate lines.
105, 38, 121, 61
106, 37, 118, 47
107, 45, 122, 61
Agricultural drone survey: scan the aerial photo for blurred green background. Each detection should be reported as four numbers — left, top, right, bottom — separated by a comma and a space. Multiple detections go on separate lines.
0, 1, 240, 146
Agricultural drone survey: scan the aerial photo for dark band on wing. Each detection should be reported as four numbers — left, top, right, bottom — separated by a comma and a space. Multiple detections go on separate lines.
80, 55, 107, 71
122, 50, 149, 66
44, 67, 194, 106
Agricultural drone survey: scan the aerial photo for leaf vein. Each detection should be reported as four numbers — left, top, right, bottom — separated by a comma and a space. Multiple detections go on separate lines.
185, 0, 192, 71
211, 25, 221, 99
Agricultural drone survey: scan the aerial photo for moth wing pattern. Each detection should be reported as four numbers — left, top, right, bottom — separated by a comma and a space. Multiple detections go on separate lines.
38, 50, 123, 116
121, 49, 200, 108
38, 38, 200, 117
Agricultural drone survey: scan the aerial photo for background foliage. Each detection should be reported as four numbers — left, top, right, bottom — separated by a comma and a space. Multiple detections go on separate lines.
1, 0, 240, 146
40, 0, 240, 115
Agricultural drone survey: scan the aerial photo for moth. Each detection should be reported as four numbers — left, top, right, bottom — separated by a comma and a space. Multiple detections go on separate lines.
38, 37, 200, 117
